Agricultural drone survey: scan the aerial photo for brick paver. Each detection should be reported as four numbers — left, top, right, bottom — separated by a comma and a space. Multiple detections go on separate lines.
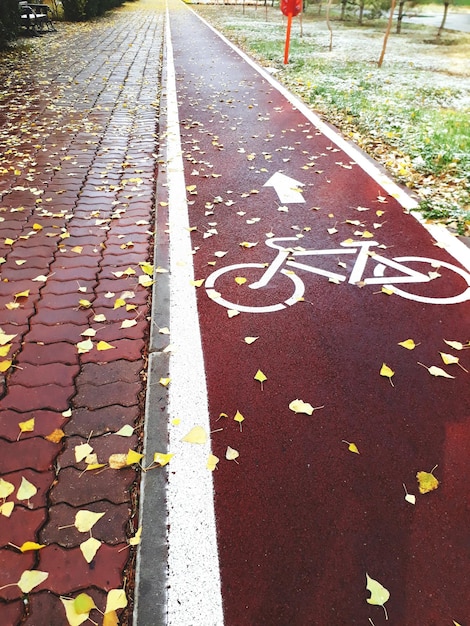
0, 1, 163, 622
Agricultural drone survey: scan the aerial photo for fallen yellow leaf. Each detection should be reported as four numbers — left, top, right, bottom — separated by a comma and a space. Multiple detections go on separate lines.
181, 425, 207, 444
97, 341, 115, 351
16, 476, 37, 501
105, 589, 128, 614
417, 467, 439, 494
74, 510, 105, 533
19, 541, 45, 553
80, 537, 102, 563
380, 363, 395, 386
17, 570, 49, 593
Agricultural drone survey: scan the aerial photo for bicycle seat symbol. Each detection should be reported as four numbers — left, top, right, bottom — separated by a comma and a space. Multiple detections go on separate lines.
205, 237, 470, 313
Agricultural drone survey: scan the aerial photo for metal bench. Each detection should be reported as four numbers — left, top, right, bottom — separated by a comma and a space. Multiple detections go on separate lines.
19, 1, 56, 34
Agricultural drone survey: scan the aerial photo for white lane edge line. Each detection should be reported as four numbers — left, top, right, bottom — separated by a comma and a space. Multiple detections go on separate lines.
188, 6, 470, 272
165, 6, 224, 626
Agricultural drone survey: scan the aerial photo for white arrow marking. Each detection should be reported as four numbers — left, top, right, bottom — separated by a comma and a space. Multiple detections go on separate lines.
263, 171, 305, 203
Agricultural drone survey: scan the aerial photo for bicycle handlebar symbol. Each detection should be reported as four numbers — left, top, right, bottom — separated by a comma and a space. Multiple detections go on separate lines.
205, 237, 470, 313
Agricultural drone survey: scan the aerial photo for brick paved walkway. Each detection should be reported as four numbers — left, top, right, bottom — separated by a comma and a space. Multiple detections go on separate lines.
0, 2, 164, 623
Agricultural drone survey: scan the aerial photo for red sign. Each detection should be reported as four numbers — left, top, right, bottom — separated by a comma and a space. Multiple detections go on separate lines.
281, 0, 301, 17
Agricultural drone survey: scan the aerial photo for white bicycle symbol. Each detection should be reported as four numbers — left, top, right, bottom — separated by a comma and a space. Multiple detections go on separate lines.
205, 237, 470, 313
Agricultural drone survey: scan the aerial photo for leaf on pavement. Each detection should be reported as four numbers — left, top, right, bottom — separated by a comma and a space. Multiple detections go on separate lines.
126, 450, 144, 465
153, 452, 174, 466
398, 339, 418, 350
380, 363, 395, 386
226, 446, 240, 462
417, 466, 439, 494
74, 510, 105, 533
97, 341, 115, 351
289, 399, 324, 415
444, 339, 465, 350
17, 569, 49, 593
114, 425, 134, 437
16, 476, 37, 502
440, 352, 468, 372
129, 526, 142, 547
0, 478, 15, 499
74, 592, 96, 615
45, 429, 65, 443
254, 370, 267, 390
80, 537, 102, 563
342, 440, 360, 454
105, 588, 128, 613
75, 443, 94, 463
418, 362, 455, 379
207, 454, 219, 471
244, 336, 259, 344
181, 425, 208, 444
366, 573, 390, 619
19, 541, 45, 552
0, 502, 14, 517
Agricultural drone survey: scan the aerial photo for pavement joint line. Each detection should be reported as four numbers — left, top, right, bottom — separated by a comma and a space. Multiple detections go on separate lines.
189, 5, 470, 273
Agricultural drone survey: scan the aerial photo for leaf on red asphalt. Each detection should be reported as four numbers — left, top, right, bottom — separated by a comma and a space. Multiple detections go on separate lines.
417, 362, 455, 379
416, 466, 439, 494
342, 440, 360, 454
244, 336, 259, 344
207, 454, 220, 471
380, 363, 395, 386
398, 339, 418, 350
225, 446, 240, 462
440, 352, 468, 372
289, 399, 324, 415
444, 339, 467, 350
254, 369, 267, 390
365, 573, 390, 619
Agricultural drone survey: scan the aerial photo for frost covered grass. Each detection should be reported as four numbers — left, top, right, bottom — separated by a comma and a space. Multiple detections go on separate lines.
193, 3, 470, 234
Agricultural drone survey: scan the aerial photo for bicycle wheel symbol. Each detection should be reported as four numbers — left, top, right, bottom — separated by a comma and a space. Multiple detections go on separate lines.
205, 263, 305, 313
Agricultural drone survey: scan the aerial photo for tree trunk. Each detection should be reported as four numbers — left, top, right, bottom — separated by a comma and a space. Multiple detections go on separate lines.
326, 0, 334, 50
396, 0, 406, 33
358, 0, 365, 25
340, 0, 346, 21
437, 1, 450, 37
378, 0, 397, 67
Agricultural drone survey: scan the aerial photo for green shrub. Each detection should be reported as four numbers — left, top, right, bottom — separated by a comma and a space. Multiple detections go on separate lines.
62, 0, 128, 21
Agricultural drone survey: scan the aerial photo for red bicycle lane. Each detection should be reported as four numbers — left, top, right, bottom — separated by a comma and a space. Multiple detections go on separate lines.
168, 5, 470, 624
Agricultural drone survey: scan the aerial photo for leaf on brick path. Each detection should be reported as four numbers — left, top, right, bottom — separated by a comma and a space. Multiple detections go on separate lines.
62, 408, 72, 418
289, 399, 324, 415
75, 442, 94, 463
76, 339, 93, 354
181, 425, 208, 444
228, 309, 240, 318
114, 425, 134, 437
366, 573, 390, 619
31, 273, 47, 283
417, 362, 455, 379
0, 360, 12, 373
342, 440, 360, 454
5, 238, 15, 245
403, 483, 416, 505
80, 328, 96, 338
74, 510, 105, 533
114, 298, 126, 309
153, 452, 174, 467
0, 331, 17, 346
70, 246, 83, 254
78, 299, 92, 309
97, 340, 115, 351
0, 344, 11, 357
44, 428, 65, 443
86, 463, 106, 471
85, 452, 99, 465
139, 262, 154, 276
398, 339, 418, 350
226, 446, 240, 462
80, 537, 102, 563
14, 289, 30, 300
18, 418, 35, 438
93, 314, 107, 322
15, 259, 27, 266
440, 352, 468, 372
105, 588, 128, 614
0, 502, 14, 517
16, 570, 49, 594
73, 592, 96, 615
453, 621, 463, 626
0, 478, 15, 499
103, 611, 119, 626
126, 449, 144, 465
244, 336, 259, 344
121, 319, 137, 329
380, 363, 395, 386
138, 275, 154, 288
109, 454, 127, 469
16, 476, 37, 502
207, 454, 220, 471
5, 301, 20, 311
159, 377, 170, 387
417, 466, 439, 494
19, 541, 45, 552
129, 526, 142, 547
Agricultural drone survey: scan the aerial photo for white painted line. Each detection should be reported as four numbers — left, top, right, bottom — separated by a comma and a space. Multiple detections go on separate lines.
189, 7, 470, 272
263, 171, 305, 203
165, 7, 224, 626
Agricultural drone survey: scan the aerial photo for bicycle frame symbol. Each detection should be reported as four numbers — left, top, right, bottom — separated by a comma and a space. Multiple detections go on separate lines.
205, 237, 470, 313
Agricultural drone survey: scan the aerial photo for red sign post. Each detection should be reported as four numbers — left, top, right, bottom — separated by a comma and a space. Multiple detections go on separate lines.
281, 0, 302, 64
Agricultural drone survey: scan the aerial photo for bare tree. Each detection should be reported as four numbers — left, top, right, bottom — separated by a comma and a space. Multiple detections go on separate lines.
326, 0, 334, 50
378, 0, 397, 67
437, 0, 451, 36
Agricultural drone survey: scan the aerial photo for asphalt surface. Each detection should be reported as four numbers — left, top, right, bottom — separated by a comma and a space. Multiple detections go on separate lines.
1, 1, 469, 625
